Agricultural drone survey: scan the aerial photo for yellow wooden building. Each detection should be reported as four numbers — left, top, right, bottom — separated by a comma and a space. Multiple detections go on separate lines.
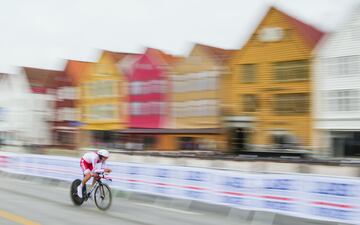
226, 7, 324, 151
170, 44, 233, 150
75, 51, 129, 148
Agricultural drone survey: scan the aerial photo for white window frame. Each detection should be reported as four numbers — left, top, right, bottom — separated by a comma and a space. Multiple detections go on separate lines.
327, 89, 359, 112
130, 102, 141, 115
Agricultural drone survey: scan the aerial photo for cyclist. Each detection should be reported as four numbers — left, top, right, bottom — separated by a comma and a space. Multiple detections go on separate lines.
77, 149, 112, 198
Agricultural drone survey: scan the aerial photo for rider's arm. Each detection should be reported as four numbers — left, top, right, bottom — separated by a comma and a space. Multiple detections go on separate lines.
100, 161, 111, 173
91, 156, 104, 174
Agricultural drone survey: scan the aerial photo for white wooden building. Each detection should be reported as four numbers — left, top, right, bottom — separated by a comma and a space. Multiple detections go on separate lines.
0, 68, 54, 146
313, 6, 360, 157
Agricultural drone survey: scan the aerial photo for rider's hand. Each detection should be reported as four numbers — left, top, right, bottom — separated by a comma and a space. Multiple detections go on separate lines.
92, 172, 100, 178
104, 168, 112, 173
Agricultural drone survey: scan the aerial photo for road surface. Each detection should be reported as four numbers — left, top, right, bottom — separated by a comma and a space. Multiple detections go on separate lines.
0, 175, 346, 225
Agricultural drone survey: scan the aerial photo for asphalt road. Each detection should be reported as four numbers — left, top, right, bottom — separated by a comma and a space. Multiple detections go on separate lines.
0, 175, 348, 225
0, 175, 242, 225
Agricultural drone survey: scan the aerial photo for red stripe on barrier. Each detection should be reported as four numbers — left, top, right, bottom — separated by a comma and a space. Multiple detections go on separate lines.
261, 195, 295, 201
219, 192, 293, 201
220, 191, 247, 197
127, 179, 141, 182
182, 186, 208, 191
154, 182, 177, 187
312, 201, 355, 209
126, 178, 208, 191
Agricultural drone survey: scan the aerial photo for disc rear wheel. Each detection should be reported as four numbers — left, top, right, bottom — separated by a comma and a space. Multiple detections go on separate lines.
70, 179, 85, 206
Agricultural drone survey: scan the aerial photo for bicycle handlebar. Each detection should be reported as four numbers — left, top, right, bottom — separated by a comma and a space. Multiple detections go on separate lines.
92, 172, 112, 182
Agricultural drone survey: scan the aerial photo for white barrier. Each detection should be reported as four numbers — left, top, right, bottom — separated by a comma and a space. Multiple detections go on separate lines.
1, 152, 360, 224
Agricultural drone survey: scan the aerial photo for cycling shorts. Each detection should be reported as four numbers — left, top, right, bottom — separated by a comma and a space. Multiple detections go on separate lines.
80, 158, 93, 175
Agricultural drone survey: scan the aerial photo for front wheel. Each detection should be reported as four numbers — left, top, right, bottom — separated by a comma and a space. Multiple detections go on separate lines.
94, 183, 112, 211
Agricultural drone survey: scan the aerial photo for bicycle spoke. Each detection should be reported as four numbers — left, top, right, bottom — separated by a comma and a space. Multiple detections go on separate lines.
94, 184, 112, 210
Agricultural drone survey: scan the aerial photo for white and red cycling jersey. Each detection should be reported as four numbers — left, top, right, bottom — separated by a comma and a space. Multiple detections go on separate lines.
79, 152, 106, 175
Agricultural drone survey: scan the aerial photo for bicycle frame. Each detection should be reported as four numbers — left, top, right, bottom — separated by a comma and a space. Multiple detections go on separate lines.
86, 181, 99, 199
84, 173, 112, 200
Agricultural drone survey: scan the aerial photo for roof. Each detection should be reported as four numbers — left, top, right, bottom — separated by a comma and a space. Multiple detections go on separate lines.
64, 60, 91, 85
23, 67, 63, 90
104, 50, 138, 63
145, 48, 179, 65
250, 7, 325, 50
195, 43, 235, 64
278, 8, 325, 49
118, 54, 142, 76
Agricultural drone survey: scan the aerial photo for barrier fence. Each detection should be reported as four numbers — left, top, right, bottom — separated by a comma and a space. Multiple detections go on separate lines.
0, 152, 359, 224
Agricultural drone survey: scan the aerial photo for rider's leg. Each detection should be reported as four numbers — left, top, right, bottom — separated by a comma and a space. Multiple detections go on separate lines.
82, 172, 92, 186
77, 170, 91, 198
88, 177, 97, 199
90, 177, 96, 188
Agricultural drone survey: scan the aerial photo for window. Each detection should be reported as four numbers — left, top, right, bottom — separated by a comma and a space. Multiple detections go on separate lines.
243, 94, 257, 112
195, 73, 204, 91
85, 81, 114, 98
176, 102, 184, 117
273, 93, 309, 114
57, 88, 63, 100
99, 81, 114, 97
208, 71, 218, 90
159, 102, 166, 115
174, 99, 218, 117
130, 82, 142, 95
182, 101, 191, 117
172, 76, 181, 93
102, 104, 115, 119
274, 60, 309, 81
148, 102, 156, 115
194, 100, 202, 117
207, 99, 218, 116
258, 27, 285, 42
58, 108, 77, 121
87, 104, 116, 120
66, 87, 77, 100
179, 77, 186, 93
130, 102, 141, 115
184, 73, 194, 92
327, 89, 359, 112
87, 106, 97, 120
148, 80, 166, 94
242, 64, 256, 83
158, 80, 167, 93
326, 56, 359, 77
172, 102, 178, 117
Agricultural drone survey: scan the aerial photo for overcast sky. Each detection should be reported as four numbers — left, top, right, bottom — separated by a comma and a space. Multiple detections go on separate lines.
0, 0, 358, 71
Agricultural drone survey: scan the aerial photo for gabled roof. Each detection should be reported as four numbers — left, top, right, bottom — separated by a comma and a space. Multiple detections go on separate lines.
253, 7, 324, 50
279, 8, 325, 49
145, 48, 179, 65
23, 67, 63, 90
64, 60, 91, 85
194, 43, 235, 64
103, 50, 138, 63
118, 54, 142, 76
